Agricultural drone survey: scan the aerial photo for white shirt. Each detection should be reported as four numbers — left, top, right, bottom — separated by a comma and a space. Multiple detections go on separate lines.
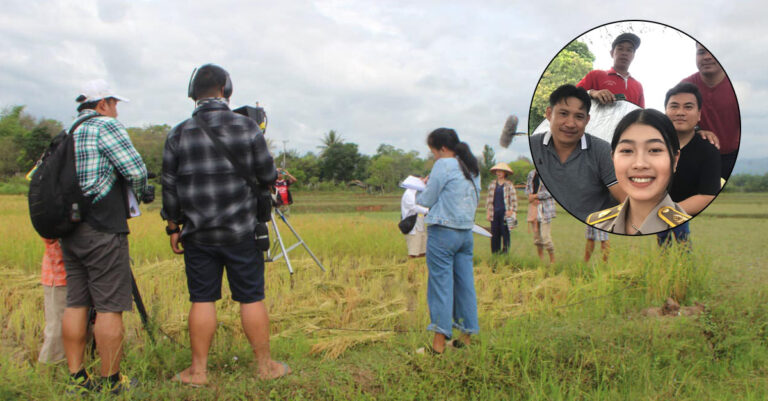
401, 189, 429, 234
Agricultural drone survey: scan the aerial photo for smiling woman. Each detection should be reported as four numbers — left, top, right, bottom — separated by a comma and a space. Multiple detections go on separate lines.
586, 109, 690, 235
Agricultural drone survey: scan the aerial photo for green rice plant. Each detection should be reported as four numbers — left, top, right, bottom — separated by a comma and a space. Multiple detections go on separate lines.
0, 193, 766, 400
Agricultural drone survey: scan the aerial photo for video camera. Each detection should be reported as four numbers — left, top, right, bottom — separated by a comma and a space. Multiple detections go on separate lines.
233, 104, 268, 133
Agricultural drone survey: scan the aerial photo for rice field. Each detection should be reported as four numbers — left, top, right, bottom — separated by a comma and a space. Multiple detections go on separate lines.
0, 191, 766, 400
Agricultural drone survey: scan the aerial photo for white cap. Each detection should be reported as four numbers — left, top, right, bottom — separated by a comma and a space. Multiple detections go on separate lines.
76, 79, 130, 103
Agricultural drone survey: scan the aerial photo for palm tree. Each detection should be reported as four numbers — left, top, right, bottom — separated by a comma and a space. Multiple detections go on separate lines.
317, 130, 344, 155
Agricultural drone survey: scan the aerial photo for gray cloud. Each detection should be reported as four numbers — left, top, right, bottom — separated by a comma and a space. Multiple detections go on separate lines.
0, 0, 765, 163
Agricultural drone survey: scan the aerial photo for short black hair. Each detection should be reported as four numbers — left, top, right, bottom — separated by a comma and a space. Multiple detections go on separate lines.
611, 109, 680, 191
549, 84, 591, 114
192, 64, 230, 100
75, 97, 114, 112
664, 82, 702, 110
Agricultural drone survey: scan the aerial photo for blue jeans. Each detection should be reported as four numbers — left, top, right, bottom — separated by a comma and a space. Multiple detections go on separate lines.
426, 225, 479, 338
656, 221, 691, 249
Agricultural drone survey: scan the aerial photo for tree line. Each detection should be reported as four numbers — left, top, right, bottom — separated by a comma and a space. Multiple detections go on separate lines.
0, 106, 535, 193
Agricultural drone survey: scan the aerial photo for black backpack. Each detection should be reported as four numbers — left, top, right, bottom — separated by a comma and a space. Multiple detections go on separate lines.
28, 115, 98, 239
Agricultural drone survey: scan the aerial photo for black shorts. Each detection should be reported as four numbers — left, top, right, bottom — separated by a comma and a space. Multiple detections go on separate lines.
183, 238, 265, 303
60, 223, 133, 312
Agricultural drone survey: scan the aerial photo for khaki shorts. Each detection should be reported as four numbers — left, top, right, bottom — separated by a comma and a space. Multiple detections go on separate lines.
406, 230, 427, 256
533, 221, 554, 251
61, 223, 133, 312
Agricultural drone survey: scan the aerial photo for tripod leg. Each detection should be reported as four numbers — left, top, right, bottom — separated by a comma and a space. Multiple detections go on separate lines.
275, 209, 326, 272
131, 270, 155, 344
270, 212, 294, 274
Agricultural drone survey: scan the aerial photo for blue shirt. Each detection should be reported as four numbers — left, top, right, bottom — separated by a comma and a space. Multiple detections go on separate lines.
493, 184, 505, 214
416, 157, 480, 230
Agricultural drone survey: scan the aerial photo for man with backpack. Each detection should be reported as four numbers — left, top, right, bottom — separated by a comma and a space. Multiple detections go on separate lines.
161, 64, 288, 386
59, 79, 150, 394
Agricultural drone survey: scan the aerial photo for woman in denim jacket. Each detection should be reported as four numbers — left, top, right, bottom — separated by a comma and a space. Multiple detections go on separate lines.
416, 128, 481, 354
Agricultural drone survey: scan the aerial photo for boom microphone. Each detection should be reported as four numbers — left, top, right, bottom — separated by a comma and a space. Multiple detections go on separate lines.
500, 115, 519, 148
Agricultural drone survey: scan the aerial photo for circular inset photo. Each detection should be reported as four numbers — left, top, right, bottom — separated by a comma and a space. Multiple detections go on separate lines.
527, 20, 740, 236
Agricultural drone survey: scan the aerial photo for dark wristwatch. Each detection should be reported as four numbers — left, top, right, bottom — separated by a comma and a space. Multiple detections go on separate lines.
165, 226, 181, 236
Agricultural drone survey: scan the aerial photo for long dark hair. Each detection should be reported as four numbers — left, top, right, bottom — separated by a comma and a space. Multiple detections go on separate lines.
427, 128, 479, 180
611, 109, 680, 191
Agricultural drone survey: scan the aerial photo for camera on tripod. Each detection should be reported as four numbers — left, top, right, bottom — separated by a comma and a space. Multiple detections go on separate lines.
233, 104, 268, 133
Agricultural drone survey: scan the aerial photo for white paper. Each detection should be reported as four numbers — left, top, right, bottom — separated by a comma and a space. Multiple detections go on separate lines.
472, 224, 492, 238
400, 175, 426, 191
127, 188, 141, 217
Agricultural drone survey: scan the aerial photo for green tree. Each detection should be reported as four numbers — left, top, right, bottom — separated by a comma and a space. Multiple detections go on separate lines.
479, 144, 496, 185
529, 40, 595, 131
320, 142, 363, 182
318, 130, 344, 155
0, 105, 47, 176
365, 145, 427, 191
293, 152, 321, 188
127, 124, 170, 177
507, 157, 534, 186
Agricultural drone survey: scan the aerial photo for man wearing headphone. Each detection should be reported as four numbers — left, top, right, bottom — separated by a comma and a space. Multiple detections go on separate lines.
161, 64, 289, 385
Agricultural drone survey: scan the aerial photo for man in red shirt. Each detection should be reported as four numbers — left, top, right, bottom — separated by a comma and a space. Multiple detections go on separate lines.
682, 43, 740, 179
274, 168, 297, 216
577, 32, 644, 108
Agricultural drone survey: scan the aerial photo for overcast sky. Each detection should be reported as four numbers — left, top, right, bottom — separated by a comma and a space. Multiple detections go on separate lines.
1, 1, 766, 164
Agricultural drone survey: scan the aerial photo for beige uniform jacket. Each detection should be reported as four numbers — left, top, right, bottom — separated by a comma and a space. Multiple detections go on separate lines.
586, 194, 691, 235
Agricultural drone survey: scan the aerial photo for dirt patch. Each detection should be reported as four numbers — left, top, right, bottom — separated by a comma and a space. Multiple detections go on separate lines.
355, 205, 383, 211
350, 367, 379, 394
641, 297, 706, 317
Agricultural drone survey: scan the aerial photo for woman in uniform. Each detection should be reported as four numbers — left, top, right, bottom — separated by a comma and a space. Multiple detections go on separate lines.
587, 109, 691, 235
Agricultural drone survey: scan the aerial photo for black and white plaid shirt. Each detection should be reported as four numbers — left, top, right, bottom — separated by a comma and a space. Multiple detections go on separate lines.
161, 100, 277, 246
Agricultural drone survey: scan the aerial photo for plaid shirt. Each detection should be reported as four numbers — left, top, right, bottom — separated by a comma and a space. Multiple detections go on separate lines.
525, 169, 556, 223
72, 110, 148, 202
161, 100, 277, 246
485, 180, 517, 217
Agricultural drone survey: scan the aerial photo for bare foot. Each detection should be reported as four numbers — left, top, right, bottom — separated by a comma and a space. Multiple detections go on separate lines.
258, 360, 291, 380
457, 333, 471, 346
173, 367, 208, 386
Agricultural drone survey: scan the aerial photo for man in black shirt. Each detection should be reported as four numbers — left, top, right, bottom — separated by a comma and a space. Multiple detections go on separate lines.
657, 82, 721, 246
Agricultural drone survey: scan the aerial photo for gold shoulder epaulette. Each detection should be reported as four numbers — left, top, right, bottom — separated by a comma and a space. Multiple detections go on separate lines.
586, 204, 622, 225
658, 206, 691, 228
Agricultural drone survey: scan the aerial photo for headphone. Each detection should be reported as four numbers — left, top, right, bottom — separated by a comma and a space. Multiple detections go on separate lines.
187, 64, 233, 100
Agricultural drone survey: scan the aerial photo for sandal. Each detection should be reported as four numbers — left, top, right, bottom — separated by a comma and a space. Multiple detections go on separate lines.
416, 345, 444, 355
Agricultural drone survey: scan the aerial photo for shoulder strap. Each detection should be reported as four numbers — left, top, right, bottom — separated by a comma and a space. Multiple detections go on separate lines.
193, 114, 261, 195
69, 113, 100, 135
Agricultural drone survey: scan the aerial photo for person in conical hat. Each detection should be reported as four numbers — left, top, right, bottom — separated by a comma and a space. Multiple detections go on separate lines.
485, 162, 517, 254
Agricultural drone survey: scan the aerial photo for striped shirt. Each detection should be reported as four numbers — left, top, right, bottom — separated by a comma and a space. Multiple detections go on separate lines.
161, 100, 277, 246
71, 110, 148, 202
525, 170, 556, 223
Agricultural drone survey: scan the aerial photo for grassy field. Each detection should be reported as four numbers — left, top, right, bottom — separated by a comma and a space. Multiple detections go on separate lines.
0, 191, 766, 400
